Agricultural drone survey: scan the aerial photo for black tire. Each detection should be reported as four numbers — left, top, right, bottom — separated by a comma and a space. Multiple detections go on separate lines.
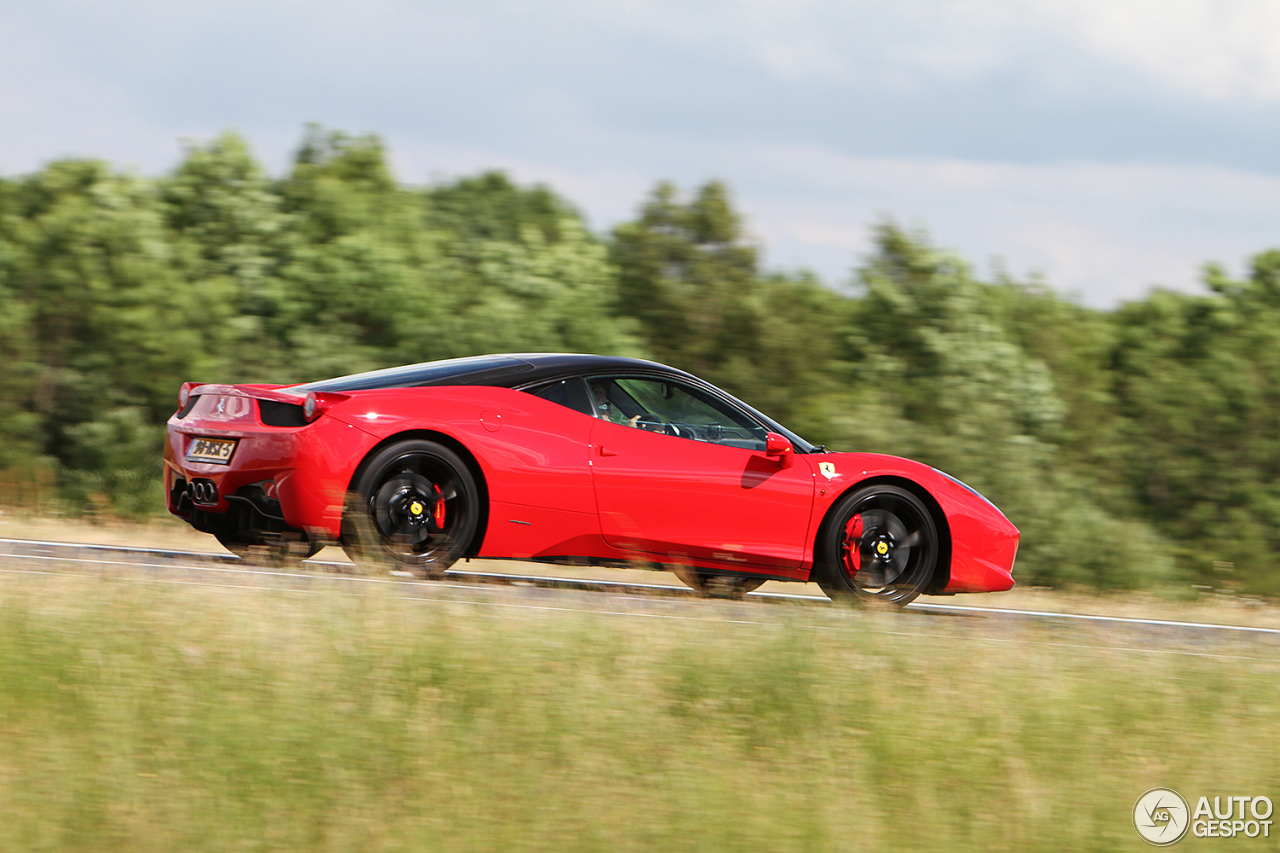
816, 484, 939, 607
342, 440, 480, 578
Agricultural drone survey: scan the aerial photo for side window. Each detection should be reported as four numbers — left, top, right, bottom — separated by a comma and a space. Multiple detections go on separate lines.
526, 378, 595, 416
586, 376, 766, 450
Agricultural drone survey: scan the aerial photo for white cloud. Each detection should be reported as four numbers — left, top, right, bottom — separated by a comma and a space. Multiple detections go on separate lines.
383, 130, 1280, 307
1040, 0, 1280, 101
3, 0, 1278, 310
570, 0, 1030, 88
0, 18, 180, 172
555, 0, 1280, 100
729, 145, 1280, 303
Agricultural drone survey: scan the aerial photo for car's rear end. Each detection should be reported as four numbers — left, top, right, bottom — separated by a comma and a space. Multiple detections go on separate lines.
164, 383, 369, 552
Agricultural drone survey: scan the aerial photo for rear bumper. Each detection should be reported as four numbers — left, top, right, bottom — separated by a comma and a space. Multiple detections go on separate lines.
164, 415, 372, 541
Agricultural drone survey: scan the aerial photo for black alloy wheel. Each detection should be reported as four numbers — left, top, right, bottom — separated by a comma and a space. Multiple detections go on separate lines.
817, 484, 939, 607
343, 440, 480, 578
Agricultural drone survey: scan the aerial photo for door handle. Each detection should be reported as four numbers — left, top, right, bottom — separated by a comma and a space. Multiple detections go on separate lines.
598, 445, 619, 457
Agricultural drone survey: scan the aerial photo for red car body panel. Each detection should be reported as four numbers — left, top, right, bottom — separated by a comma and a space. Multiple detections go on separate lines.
165, 361, 1018, 594
588, 416, 815, 577
797, 453, 1017, 593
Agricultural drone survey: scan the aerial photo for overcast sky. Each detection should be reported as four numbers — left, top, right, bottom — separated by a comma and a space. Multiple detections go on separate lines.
4, 0, 1280, 306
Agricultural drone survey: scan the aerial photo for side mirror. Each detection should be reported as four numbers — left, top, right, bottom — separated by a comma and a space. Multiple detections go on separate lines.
764, 432, 794, 465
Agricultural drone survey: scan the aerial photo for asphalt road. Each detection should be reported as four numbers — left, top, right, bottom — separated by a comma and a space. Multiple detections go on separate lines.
1, 537, 1278, 662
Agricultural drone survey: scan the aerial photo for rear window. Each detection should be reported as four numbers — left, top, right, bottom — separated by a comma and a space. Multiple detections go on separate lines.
525, 377, 594, 416
295, 356, 533, 393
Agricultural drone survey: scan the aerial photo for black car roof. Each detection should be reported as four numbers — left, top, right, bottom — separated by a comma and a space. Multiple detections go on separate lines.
294, 353, 694, 393
293, 352, 816, 453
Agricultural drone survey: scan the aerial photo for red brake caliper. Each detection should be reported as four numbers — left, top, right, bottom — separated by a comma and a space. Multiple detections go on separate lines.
433, 484, 446, 529
842, 514, 863, 577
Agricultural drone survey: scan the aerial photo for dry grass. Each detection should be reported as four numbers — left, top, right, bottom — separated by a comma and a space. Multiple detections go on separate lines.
0, 568, 1277, 851
0, 510, 225, 553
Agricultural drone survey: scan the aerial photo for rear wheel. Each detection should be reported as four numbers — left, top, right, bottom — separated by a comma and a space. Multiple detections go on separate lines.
816, 484, 938, 607
342, 440, 480, 578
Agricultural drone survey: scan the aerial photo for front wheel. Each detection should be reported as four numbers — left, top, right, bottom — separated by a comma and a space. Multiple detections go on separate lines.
816, 484, 939, 607
342, 440, 480, 578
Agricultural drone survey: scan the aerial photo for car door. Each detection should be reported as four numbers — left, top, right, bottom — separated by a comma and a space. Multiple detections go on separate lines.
585, 374, 815, 571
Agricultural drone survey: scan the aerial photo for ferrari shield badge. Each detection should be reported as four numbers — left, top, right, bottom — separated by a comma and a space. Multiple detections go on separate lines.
819, 461, 837, 480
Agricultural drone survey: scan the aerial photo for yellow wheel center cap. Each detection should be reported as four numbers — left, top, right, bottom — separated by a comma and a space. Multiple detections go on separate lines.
876, 542, 889, 555
409, 501, 424, 516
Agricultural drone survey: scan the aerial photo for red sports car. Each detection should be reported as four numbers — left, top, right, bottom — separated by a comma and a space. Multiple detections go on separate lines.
164, 353, 1017, 604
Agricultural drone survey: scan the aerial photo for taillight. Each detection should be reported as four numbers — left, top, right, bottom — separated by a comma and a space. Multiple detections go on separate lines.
177, 382, 202, 417
299, 391, 349, 422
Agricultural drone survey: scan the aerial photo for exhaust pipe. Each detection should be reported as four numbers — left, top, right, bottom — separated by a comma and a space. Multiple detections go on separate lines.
190, 479, 218, 505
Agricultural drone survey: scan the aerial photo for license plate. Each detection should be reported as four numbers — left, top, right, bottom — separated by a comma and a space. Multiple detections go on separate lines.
186, 437, 238, 465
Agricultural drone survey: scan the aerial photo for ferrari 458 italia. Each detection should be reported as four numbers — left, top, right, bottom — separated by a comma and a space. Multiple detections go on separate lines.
164, 353, 1018, 605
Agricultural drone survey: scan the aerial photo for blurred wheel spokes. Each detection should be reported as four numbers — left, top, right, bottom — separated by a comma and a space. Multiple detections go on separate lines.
820, 485, 939, 607
374, 473, 437, 546
343, 440, 479, 579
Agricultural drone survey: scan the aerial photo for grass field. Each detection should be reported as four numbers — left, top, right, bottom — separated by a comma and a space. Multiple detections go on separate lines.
0, 566, 1277, 852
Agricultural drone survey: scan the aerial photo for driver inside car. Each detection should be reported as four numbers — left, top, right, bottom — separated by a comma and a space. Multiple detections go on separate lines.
588, 378, 650, 428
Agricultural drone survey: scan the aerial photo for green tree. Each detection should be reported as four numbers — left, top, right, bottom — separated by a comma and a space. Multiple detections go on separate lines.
431, 215, 644, 358
1104, 254, 1280, 594
612, 181, 759, 376
829, 225, 1172, 588
422, 170, 643, 361
4, 127, 1280, 596
426, 170, 578, 245
274, 127, 455, 379
0, 177, 41, 475
161, 131, 293, 381
277, 135, 643, 379
2, 159, 209, 514
610, 181, 843, 426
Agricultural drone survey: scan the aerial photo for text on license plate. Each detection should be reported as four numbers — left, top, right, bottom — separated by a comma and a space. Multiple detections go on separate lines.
187, 437, 238, 464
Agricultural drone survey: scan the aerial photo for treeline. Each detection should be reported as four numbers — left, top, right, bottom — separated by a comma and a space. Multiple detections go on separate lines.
2, 127, 1278, 594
